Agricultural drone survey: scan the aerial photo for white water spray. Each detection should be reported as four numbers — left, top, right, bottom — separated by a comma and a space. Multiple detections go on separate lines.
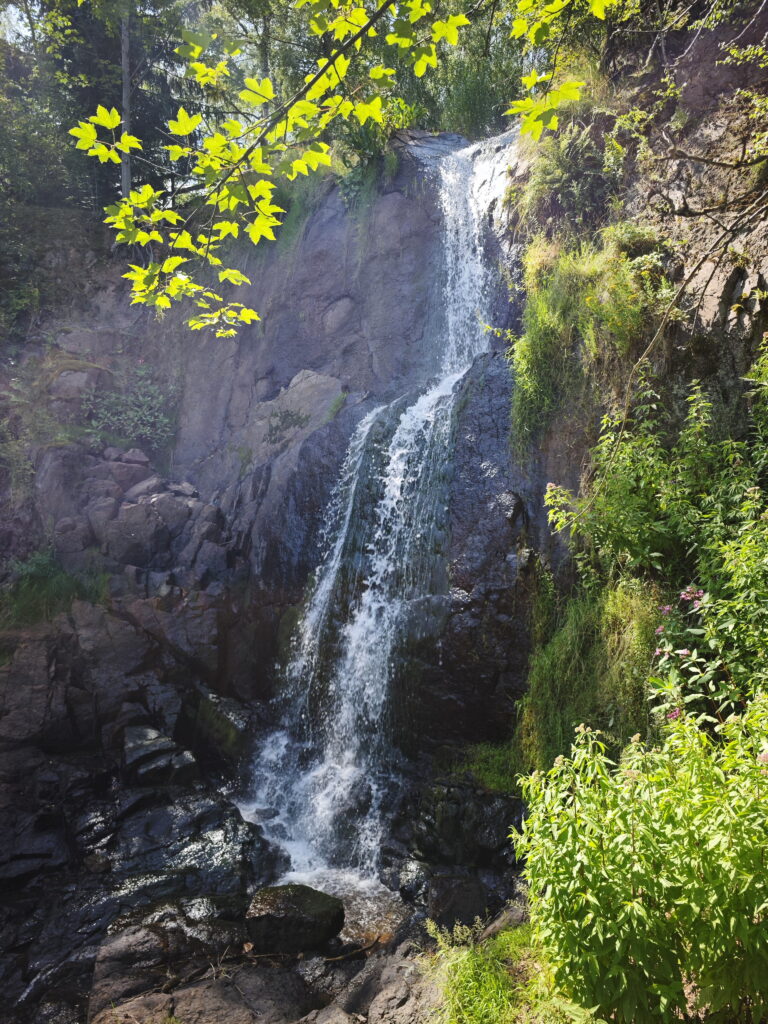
241, 133, 516, 907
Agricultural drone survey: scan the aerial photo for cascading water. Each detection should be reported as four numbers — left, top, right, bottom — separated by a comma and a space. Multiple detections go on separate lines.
241, 132, 516, 923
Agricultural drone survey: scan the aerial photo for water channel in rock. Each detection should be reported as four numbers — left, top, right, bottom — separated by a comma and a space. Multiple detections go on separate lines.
240, 132, 517, 938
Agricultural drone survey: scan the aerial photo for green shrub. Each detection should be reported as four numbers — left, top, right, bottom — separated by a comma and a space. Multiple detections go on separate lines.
547, 370, 768, 714
1, 550, 107, 626
516, 700, 768, 1023
516, 121, 622, 239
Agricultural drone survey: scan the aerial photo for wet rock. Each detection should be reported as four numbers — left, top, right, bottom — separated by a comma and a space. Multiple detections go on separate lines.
53, 515, 93, 554
425, 871, 488, 928
175, 686, 253, 764
169, 480, 199, 498
105, 460, 153, 493
88, 898, 247, 1018
295, 954, 364, 1005
111, 791, 279, 899
91, 968, 314, 1024
104, 504, 170, 566
122, 726, 198, 786
245, 884, 345, 953
149, 492, 191, 537
410, 780, 523, 868
123, 594, 219, 674
86, 496, 119, 544
0, 806, 70, 883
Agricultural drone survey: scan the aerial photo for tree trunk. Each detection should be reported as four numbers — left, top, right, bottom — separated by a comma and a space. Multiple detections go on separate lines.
121, 12, 131, 198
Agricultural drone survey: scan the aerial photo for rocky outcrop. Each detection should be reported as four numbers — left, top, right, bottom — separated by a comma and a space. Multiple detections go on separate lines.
0, 601, 283, 1020
0, 136, 532, 1024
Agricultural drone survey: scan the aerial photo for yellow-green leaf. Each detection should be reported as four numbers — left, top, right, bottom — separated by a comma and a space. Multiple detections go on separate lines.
168, 106, 202, 136
90, 104, 121, 130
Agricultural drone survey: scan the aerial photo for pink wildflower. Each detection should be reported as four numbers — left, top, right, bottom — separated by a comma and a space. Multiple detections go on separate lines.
654, 648, 663, 656
667, 708, 681, 721
758, 751, 768, 765
675, 649, 690, 657
655, 625, 664, 635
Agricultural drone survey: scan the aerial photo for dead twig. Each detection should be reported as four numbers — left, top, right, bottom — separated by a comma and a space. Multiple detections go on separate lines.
324, 936, 381, 961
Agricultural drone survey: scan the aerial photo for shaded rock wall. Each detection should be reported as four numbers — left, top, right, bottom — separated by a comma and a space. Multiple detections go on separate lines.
1, 136, 547, 1023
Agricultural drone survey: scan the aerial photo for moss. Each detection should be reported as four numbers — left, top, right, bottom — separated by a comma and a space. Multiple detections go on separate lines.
509, 227, 673, 448
455, 741, 520, 794
266, 409, 310, 445
512, 579, 659, 774
427, 922, 600, 1024
324, 392, 347, 424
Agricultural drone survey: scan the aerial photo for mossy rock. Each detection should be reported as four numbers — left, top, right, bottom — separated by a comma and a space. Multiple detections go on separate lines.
175, 686, 252, 764
245, 883, 344, 953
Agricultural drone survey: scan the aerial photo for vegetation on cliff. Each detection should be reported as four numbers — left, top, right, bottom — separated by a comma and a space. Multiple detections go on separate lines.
2, 0, 768, 1020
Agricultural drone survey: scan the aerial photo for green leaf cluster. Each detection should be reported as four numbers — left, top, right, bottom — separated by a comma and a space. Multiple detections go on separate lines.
516, 700, 768, 1021
427, 921, 600, 1024
70, 0, 472, 337
509, 226, 672, 447
1, 549, 107, 626
547, 364, 768, 719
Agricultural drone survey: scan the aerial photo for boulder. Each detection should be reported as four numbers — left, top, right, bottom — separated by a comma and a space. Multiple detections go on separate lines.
48, 366, 110, 401
123, 474, 165, 503
88, 899, 247, 1018
105, 503, 170, 566
150, 491, 191, 537
121, 448, 151, 465
175, 687, 253, 764
245, 884, 345, 953
103, 460, 152, 492
86, 495, 119, 543
53, 515, 93, 553
410, 780, 523, 867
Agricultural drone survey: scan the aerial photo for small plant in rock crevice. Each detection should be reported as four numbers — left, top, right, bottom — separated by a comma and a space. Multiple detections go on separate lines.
0, 549, 107, 626
81, 362, 179, 455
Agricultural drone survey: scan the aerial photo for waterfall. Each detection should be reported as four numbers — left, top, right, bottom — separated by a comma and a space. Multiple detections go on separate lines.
241, 132, 516, 906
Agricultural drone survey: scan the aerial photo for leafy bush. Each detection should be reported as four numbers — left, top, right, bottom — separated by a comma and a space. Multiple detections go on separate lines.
82, 363, 178, 454
547, 370, 768, 715
516, 121, 622, 238
516, 701, 768, 1023
1, 550, 106, 626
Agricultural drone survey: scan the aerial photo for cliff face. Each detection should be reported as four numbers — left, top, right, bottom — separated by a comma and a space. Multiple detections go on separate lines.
0, 133, 550, 1022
